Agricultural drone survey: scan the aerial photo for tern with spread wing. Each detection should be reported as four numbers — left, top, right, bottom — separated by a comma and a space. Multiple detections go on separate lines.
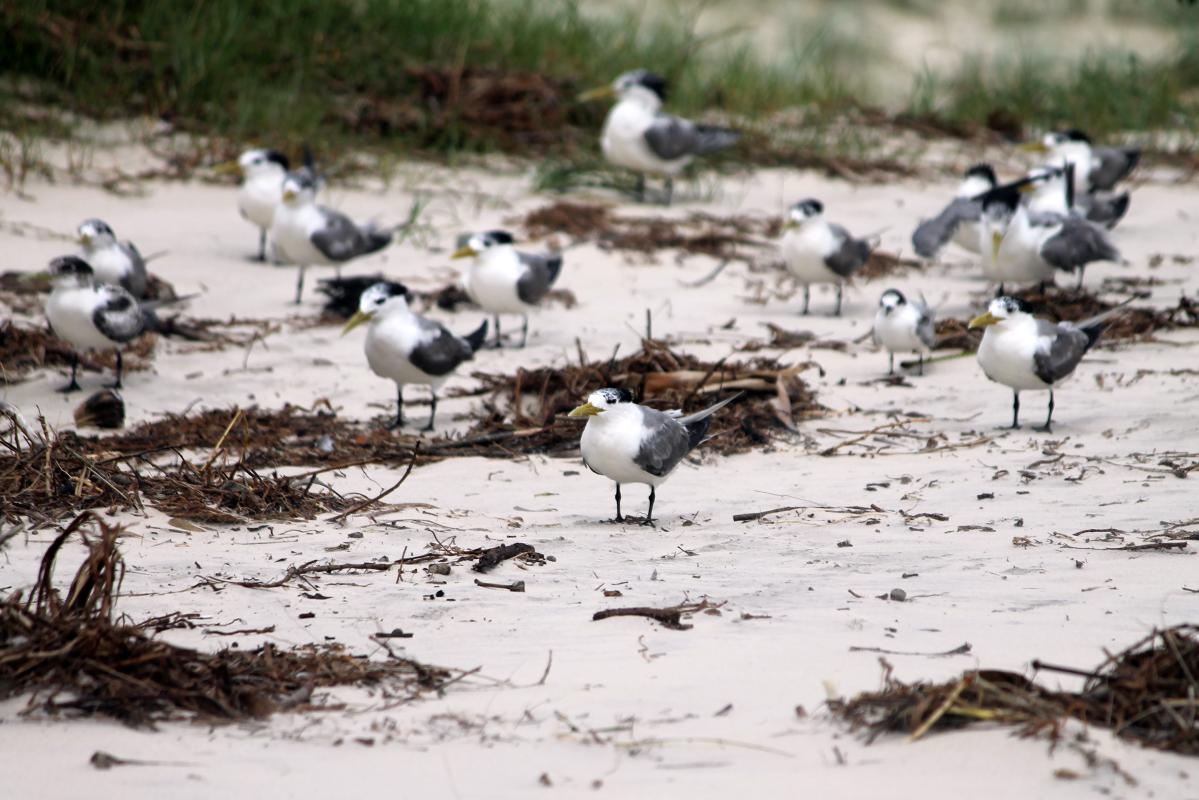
911, 163, 997, 259
342, 282, 487, 431
779, 199, 873, 316
452, 230, 563, 348
580, 69, 739, 205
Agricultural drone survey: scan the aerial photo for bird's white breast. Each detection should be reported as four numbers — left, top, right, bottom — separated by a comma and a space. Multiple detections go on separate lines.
364, 314, 446, 388
994, 212, 1056, 284
601, 101, 687, 175
977, 318, 1050, 391
467, 249, 528, 314
873, 304, 926, 353
82, 245, 129, 287
239, 173, 283, 230
270, 203, 327, 265
579, 407, 661, 487
780, 223, 838, 283
45, 286, 114, 351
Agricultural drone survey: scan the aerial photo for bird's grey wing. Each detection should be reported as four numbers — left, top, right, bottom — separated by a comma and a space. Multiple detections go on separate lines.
824, 224, 871, 278
632, 407, 692, 477
91, 288, 146, 343
911, 197, 979, 258
515, 251, 563, 305
915, 295, 937, 348
309, 208, 367, 262
1040, 217, 1119, 269
407, 318, 471, 377
1082, 192, 1129, 228
1027, 209, 1067, 228
643, 115, 701, 161
1032, 320, 1091, 384
119, 240, 147, 297
1090, 147, 1139, 191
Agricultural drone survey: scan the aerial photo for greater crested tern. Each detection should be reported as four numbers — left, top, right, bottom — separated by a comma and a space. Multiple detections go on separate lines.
270, 171, 391, 304
872, 289, 935, 375
912, 163, 996, 258
1025, 165, 1129, 230
580, 69, 739, 205
452, 230, 563, 348
568, 388, 739, 524
779, 199, 873, 316
44, 256, 148, 392
1027, 129, 1139, 195
342, 281, 488, 431
968, 296, 1118, 431
76, 219, 147, 298
232, 148, 291, 261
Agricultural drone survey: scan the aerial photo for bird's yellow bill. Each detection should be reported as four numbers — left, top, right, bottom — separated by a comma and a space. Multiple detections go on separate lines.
990, 230, 1003, 260
451, 245, 477, 260
78, 234, 92, 246
568, 402, 603, 417
782, 220, 799, 231
1019, 141, 1049, 154
213, 160, 242, 176
578, 86, 615, 102
969, 311, 1001, 329
341, 310, 373, 335
282, 188, 297, 201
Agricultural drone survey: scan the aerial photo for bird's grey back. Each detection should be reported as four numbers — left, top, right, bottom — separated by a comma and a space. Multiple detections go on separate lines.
516, 251, 563, 305
1032, 319, 1093, 384
1039, 217, 1119, 270
91, 287, 147, 343
632, 406, 695, 477
643, 115, 739, 161
407, 317, 473, 376
824, 223, 871, 278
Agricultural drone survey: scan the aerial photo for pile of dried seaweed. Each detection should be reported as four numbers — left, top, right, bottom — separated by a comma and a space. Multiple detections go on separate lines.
0, 514, 452, 726
1, 321, 156, 383
830, 625, 1199, 756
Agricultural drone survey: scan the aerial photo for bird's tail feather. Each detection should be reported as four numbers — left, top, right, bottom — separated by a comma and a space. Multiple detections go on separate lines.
677, 391, 744, 427
462, 319, 489, 352
694, 125, 741, 155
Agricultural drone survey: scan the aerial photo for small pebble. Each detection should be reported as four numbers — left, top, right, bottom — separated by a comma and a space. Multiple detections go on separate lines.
428, 563, 451, 575
347, 531, 363, 539
889, 588, 907, 602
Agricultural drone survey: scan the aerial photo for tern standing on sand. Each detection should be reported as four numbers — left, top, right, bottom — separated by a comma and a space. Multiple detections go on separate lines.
779, 199, 873, 316
873, 289, 936, 375
569, 389, 739, 524
230, 148, 291, 261
270, 171, 391, 303
580, 69, 739, 205
453, 230, 563, 348
342, 282, 487, 431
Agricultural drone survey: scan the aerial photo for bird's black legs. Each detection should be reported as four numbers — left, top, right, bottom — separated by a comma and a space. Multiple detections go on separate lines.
108, 350, 124, 389
58, 352, 81, 393
1035, 390, 1055, 433
294, 265, 307, 304
801, 285, 811, 315
1009, 391, 1021, 429
492, 315, 503, 349
997, 283, 1006, 296
888, 353, 895, 375
645, 486, 656, 526
424, 392, 438, 432
1075, 267, 1086, 291
334, 264, 343, 280
255, 230, 267, 262
389, 386, 405, 430
635, 175, 645, 203
917, 353, 925, 376
664, 177, 674, 207
613, 483, 623, 522
519, 314, 529, 348
1038, 280, 1050, 294
834, 283, 844, 316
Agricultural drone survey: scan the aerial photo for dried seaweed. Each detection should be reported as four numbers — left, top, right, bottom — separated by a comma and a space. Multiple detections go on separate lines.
830, 625, 1199, 756
0, 513, 454, 726
0, 321, 156, 383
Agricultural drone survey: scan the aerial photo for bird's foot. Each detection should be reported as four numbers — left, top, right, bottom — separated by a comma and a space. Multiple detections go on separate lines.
387, 419, 405, 431
105, 381, 123, 390
57, 381, 82, 394
1032, 424, 1054, 434
421, 421, 436, 433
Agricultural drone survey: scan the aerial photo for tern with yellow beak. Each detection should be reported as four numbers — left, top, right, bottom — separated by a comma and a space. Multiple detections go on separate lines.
969, 296, 1122, 432
77, 219, 147, 298
270, 171, 391, 304
452, 230, 563, 348
779, 199, 873, 316
568, 389, 740, 524
1023, 129, 1139, 195
579, 69, 739, 205
342, 281, 487, 431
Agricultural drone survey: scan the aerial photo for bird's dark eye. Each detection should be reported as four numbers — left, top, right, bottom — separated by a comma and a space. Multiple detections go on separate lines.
375, 297, 384, 305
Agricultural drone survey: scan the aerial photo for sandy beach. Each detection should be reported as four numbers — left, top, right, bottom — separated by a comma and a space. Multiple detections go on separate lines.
1, 139, 1197, 799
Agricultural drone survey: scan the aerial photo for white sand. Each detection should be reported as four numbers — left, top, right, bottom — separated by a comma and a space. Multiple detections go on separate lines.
1, 146, 1197, 798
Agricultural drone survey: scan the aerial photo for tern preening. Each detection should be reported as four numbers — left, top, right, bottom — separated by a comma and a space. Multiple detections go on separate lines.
77, 219, 147, 298
968, 296, 1121, 431
779, 199, 873, 316
912, 163, 997, 259
452, 230, 563, 348
580, 69, 739, 205
230, 148, 291, 261
872, 289, 935, 375
568, 388, 739, 524
270, 171, 391, 303
44, 256, 149, 392
342, 281, 487, 431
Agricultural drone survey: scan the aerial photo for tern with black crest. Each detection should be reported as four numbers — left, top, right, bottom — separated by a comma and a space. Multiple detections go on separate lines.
229, 148, 291, 261
779, 199, 873, 316
452, 230, 563, 348
872, 289, 935, 375
568, 389, 739, 524
342, 282, 487, 431
911, 163, 996, 259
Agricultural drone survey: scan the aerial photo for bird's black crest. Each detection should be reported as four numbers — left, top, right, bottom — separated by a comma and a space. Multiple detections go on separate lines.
289, 169, 317, 190
597, 387, 634, 404
976, 178, 1028, 210
377, 280, 409, 298
50, 255, 94, 276
793, 198, 824, 216
80, 218, 114, 236
1061, 128, 1091, 144
264, 149, 290, 169
880, 288, 907, 305
964, 163, 997, 185
994, 294, 1033, 314
632, 71, 668, 102
483, 230, 515, 246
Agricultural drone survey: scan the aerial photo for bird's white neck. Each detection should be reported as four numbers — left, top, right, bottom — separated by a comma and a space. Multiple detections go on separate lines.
615, 86, 662, 115
957, 175, 993, 197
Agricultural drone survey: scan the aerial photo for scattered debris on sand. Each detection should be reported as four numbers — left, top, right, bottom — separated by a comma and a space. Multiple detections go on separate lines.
0, 321, 157, 383
0, 513, 455, 726
830, 625, 1199, 756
